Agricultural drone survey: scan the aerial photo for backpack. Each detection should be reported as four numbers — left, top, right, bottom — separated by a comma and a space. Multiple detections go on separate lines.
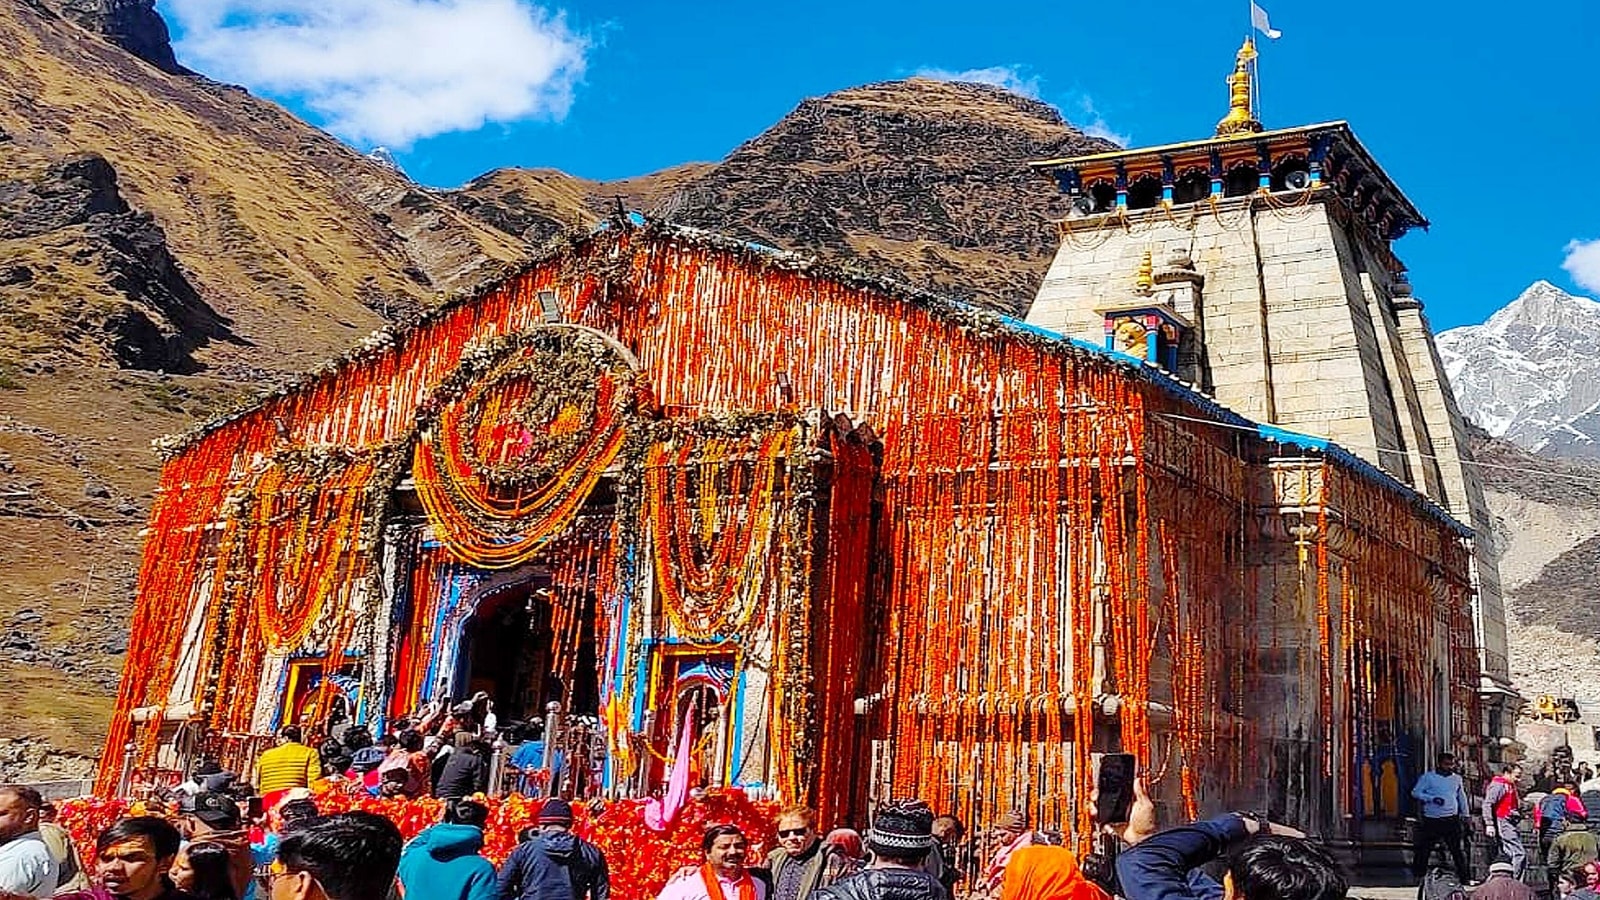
1417, 866, 1466, 900
1543, 793, 1573, 828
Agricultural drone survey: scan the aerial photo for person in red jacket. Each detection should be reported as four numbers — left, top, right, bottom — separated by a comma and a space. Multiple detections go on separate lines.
1483, 763, 1527, 878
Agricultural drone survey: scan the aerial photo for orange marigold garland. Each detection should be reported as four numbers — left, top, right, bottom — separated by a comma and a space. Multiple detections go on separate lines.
414, 329, 641, 569
644, 422, 794, 641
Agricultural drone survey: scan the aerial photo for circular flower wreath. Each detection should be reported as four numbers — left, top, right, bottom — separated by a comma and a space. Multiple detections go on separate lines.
413, 327, 647, 568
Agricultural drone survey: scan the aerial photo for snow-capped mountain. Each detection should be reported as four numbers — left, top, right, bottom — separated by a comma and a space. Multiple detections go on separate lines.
1438, 280, 1600, 459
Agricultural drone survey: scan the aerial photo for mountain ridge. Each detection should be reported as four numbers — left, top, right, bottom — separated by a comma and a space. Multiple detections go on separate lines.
1439, 280, 1600, 458
0, 0, 1117, 766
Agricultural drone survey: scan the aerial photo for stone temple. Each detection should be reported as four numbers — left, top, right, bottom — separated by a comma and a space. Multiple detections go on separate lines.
1026, 38, 1515, 751
102, 41, 1507, 839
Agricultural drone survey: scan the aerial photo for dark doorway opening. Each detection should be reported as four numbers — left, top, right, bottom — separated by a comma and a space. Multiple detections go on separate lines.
460, 578, 603, 723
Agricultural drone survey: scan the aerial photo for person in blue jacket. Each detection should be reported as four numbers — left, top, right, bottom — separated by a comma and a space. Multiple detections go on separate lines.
1108, 777, 1347, 900
497, 798, 609, 900
398, 799, 498, 900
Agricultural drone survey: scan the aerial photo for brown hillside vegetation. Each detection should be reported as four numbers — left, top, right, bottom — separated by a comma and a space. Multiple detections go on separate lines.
0, 0, 545, 760
0, 0, 1134, 768
452, 80, 1116, 314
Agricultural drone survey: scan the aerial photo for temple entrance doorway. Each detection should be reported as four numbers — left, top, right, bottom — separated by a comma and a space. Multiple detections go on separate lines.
457, 575, 603, 726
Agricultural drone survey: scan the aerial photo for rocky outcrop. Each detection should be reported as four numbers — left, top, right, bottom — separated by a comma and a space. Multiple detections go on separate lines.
0, 152, 236, 372
452, 80, 1117, 314
0, 738, 97, 784
42, 0, 181, 73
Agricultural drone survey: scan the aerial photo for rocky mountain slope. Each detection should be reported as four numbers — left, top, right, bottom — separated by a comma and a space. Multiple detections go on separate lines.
450, 79, 1117, 313
0, 0, 532, 760
1439, 281, 1600, 459
0, 0, 1119, 769
1471, 431, 1600, 713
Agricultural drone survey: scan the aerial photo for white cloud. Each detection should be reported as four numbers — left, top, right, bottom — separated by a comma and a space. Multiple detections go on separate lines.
1073, 95, 1130, 148
914, 65, 1043, 100
1564, 239, 1600, 295
164, 0, 587, 148
913, 65, 1128, 148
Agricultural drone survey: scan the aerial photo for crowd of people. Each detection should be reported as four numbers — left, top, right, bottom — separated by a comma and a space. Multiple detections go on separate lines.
7, 730, 1595, 900
0, 760, 1358, 900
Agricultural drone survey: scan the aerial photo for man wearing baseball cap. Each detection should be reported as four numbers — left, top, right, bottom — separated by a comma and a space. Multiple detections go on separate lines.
498, 798, 610, 900
810, 801, 947, 900
178, 791, 255, 900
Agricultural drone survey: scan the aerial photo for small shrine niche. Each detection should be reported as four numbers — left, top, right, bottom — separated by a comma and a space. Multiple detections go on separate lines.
1097, 250, 1203, 382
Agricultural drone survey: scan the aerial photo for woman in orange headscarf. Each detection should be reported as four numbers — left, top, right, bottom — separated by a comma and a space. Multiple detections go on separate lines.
1000, 845, 1112, 900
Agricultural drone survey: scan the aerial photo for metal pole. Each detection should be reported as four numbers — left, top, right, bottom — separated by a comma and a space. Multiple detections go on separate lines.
637, 710, 656, 798
488, 737, 507, 798
116, 741, 137, 798
543, 701, 563, 797
712, 701, 729, 788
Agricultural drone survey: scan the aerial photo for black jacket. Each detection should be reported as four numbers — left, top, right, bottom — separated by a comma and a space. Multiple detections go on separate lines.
811, 868, 947, 900
497, 829, 610, 900
435, 749, 488, 799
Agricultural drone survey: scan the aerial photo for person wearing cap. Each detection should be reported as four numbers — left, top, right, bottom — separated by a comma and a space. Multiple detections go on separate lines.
178, 791, 255, 900
0, 785, 57, 898
496, 798, 609, 900
397, 799, 497, 900
1473, 860, 1534, 900
656, 824, 767, 900
255, 728, 321, 802
809, 801, 946, 900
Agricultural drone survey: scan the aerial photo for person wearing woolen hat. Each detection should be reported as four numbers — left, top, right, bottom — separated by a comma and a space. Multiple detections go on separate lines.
1473, 860, 1534, 900
497, 798, 611, 900
810, 801, 947, 900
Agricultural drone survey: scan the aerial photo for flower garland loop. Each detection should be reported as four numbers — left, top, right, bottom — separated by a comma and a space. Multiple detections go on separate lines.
643, 415, 796, 641
413, 327, 645, 569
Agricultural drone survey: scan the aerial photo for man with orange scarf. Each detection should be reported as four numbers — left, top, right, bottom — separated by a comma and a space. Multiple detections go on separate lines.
656, 825, 769, 900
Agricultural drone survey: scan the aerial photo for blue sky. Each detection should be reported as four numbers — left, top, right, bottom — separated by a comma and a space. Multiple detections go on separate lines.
159, 0, 1599, 330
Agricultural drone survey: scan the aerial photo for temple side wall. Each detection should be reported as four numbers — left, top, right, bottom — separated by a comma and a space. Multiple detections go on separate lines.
1027, 195, 1509, 695
1391, 299, 1511, 687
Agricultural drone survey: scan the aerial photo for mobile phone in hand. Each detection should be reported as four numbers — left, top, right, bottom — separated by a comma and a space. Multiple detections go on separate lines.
1096, 753, 1137, 825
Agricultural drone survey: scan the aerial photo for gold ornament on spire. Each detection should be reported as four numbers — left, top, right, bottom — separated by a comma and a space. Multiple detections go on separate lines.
1135, 249, 1154, 293
1215, 37, 1263, 136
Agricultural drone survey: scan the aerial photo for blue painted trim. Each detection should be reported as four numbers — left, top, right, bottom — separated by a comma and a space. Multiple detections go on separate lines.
986, 310, 1471, 536
730, 665, 747, 787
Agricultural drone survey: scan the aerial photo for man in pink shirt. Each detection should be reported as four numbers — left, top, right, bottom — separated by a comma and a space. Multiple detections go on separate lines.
656, 825, 770, 900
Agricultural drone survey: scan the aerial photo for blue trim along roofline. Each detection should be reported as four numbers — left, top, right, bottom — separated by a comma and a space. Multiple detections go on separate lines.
988, 307, 1471, 538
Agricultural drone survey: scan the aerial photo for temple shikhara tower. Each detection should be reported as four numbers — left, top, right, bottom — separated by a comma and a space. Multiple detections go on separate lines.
104, 43, 1508, 840
1026, 38, 1514, 746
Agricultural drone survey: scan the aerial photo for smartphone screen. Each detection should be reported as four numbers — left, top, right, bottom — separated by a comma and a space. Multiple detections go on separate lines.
1096, 753, 1136, 825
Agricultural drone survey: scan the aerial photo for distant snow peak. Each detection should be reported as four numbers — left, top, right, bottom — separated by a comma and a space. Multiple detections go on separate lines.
1441, 280, 1600, 457
368, 147, 407, 178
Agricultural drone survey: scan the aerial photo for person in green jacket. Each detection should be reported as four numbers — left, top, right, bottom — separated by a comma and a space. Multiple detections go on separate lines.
766, 808, 852, 900
1551, 817, 1600, 894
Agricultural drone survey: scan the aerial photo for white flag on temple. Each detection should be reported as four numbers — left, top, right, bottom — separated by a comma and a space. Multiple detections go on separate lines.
1251, 1, 1283, 38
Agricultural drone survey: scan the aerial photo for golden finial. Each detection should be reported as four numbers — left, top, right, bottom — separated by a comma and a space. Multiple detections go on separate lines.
1215, 37, 1263, 136
1135, 249, 1154, 293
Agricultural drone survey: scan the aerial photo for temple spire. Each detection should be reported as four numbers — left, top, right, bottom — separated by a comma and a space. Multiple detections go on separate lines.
1215, 37, 1263, 136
